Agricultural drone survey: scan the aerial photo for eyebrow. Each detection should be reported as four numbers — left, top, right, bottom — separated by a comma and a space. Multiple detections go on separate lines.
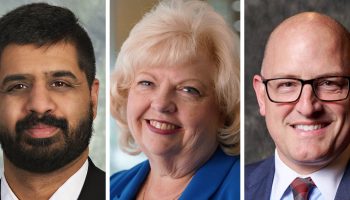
179, 78, 210, 88
136, 72, 212, 89
50, 71, 78, 80
1, 70, 78, 86
262, 72, 348, 79
2, 74, 30, 85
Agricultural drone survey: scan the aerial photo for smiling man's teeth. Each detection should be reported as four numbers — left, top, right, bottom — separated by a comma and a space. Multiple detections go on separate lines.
150, 120, 176, 130
294, 124, 322, 131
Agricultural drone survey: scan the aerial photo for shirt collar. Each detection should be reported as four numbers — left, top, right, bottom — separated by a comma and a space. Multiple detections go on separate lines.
1, 159, 89, 200
272, 145, 350, 200
1, 171, 18, 200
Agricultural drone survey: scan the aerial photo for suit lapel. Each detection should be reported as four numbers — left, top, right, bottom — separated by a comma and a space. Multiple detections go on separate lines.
246, 156, 275, 200
78, 158, 106, 200
335, 159, 350, 200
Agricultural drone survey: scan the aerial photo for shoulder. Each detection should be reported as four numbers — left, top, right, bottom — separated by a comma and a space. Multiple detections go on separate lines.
245, 156, 274, 180
110, 161, 147, 185
244, 156, 275, 200
214, 154, 240, 199
335, 160, 350, 199
110, 160, 150, 199
78, 158, 106, 200
87, 159, 105, 181
188, 149, 240, 199
245, 158, 271, 175
221, 154, 240, 181
211, 149, 240, 185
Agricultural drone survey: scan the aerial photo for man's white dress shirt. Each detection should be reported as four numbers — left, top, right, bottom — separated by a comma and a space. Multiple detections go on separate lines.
270, 146, 350, 200
1, 159, 88, 200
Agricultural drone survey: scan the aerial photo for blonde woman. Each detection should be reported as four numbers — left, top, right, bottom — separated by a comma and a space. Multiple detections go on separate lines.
110, 0, 240, 199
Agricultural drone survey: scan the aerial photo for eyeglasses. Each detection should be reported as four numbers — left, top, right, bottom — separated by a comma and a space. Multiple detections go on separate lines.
262, 76, 350, 103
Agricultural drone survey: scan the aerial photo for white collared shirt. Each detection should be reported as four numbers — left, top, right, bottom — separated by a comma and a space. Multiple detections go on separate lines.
270, 145, 350, 200
1, 160, 88, 200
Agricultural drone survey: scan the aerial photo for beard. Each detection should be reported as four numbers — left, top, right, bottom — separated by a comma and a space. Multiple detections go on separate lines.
0, 105, 93, 173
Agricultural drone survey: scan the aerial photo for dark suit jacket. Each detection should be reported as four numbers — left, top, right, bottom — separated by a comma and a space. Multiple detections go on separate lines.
245, 155, 350, 200
78, 158, 105, 200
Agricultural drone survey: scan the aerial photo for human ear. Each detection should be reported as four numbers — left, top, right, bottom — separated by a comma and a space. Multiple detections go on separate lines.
253, 75, 266, 116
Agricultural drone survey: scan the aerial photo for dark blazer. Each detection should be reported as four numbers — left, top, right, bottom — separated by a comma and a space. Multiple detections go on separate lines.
110, 148, 240, 200
78, 158, 106, 200
245, 155, 350, 200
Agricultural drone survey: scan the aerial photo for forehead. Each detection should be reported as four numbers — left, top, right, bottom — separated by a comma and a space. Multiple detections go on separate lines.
134, 50, 217, 84
262, 22, 350, 78
0, 43, 84, 80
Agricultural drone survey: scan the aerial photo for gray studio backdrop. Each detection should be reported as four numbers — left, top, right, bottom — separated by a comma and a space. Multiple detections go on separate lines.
245, 0, 350, 165
0, 0, 106, 170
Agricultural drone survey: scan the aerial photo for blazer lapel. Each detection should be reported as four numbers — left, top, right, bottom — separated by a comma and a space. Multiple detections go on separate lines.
335, 159, 350, 200
180, 149, 237, 199
114, 161, 150, 200
245, 156, 275, 200
78, 158, 106, 200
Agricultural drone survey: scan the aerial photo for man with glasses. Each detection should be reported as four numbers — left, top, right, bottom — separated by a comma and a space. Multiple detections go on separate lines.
246, 12, 350, 200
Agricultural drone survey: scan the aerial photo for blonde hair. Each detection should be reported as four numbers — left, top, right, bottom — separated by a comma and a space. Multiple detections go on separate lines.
111, 0, 240, 156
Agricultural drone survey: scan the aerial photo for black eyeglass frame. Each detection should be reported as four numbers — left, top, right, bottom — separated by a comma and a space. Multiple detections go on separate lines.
261, 76, 350, 103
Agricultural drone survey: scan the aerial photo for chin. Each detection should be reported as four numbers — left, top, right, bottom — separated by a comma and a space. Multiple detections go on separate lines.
142, 143, 180, 157
292, 153, 335, 167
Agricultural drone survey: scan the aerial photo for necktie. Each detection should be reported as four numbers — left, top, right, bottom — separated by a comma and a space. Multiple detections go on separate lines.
290, 177, 316, 200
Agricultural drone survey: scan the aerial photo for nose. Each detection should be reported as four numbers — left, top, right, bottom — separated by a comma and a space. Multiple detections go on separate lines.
25, 84, 56, 116
295, 85, 322, 117
151, 87, 177, 113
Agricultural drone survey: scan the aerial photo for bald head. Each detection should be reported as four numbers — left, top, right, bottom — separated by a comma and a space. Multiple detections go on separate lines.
261, 12, 350, 76
254, 12, 350, 174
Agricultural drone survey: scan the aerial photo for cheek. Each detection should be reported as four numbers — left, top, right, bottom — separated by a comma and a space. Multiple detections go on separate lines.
126, 91, 148, 131
332, 102, 350, 118
0, 97, 25, 131
181, 109, 219, 150
54, 92, 91, 126
265, 104, 294, 141
181, 102, 220, 136
126, 95, 135, 129
265, 103, 293, 123
331, 103, 350, 143
126, 92, 137, 121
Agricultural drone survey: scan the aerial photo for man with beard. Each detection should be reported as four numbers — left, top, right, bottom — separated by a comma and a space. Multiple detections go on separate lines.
0, 3, 105, 200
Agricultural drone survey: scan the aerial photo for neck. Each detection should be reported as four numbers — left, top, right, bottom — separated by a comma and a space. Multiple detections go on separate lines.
138, 145, 218, 199
3, 149, 88, 200
278, 144, 350, 175
147, 143, 218, 178
139, 171, 193, 200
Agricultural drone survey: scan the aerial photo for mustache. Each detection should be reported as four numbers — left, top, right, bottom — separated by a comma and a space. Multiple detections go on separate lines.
15, 113, 68, 134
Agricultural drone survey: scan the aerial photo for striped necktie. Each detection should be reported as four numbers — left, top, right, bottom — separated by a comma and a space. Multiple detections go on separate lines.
290, 177, 316, 200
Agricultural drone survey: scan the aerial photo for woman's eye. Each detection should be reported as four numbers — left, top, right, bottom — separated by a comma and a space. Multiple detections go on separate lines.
181, 86, 201, 96
137, 80, 153, 87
